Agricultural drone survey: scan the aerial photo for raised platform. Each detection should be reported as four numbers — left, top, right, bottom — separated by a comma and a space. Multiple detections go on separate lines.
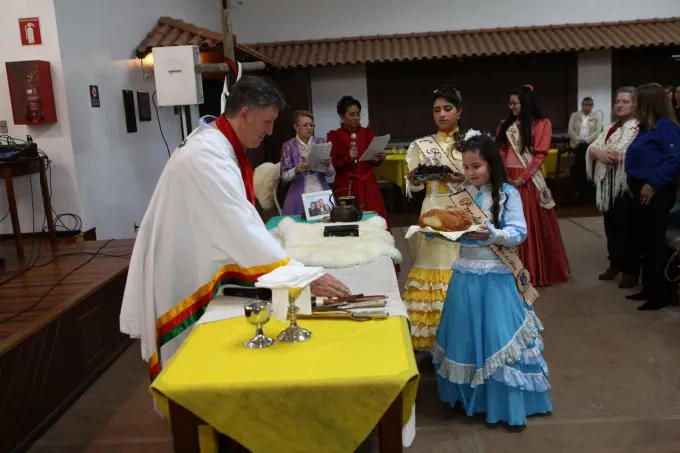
0, 239, 135, 453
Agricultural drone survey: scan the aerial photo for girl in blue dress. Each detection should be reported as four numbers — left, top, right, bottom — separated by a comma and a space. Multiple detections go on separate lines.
433, 134, 552, 427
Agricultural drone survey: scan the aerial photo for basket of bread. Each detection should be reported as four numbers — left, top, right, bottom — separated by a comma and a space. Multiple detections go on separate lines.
405, 206, 482, 242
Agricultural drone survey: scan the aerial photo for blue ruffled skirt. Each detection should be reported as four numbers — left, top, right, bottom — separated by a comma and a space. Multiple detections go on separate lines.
433, 270, 552, 426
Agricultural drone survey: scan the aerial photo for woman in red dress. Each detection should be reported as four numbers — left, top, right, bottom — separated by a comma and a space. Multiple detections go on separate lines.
496, 85, 570, 286
327, 96, 389, 223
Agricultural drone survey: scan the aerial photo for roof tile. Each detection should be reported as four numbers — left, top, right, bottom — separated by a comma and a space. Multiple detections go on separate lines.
136, 17, 280, 68
247, 17, 680, 68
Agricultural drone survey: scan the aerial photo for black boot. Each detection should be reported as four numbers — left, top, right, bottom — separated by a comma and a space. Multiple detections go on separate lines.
598, 267, 620, 280
637, 300, 668, 311
618, 274, 639, 289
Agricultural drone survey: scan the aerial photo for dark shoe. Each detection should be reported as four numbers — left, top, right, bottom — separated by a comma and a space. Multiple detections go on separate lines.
618, 274, 639, 289
637, 300, 668, 311
598, 267, 620, 280
626, 290, 649, 301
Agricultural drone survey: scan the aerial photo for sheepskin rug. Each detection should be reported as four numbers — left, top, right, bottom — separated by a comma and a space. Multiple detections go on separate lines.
270, 216, 402, 268
254, 162, 280, 210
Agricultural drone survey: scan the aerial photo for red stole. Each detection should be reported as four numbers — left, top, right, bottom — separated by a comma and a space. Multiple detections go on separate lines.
215, 115, 256, 206
605, 124, 619, 144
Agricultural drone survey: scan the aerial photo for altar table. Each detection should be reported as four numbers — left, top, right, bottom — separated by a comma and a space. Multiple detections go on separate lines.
150, 216, 419, 453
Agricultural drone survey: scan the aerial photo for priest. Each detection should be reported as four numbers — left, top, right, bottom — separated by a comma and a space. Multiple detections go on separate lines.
120, 76, 350, 380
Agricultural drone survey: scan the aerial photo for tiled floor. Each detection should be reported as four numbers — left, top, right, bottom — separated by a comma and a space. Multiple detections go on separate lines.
28, 217, 680, 453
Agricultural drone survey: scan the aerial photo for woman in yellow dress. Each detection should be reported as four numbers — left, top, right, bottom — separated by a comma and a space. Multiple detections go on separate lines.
403, 85, 467, 351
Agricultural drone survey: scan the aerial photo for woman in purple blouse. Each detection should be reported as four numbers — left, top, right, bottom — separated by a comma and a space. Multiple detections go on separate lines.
280, 111, 336, 215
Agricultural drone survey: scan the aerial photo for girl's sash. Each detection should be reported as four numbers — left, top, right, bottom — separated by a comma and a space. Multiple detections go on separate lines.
507, 122, 555, 210
449, 188, 539, 305
414, 135, 462, 174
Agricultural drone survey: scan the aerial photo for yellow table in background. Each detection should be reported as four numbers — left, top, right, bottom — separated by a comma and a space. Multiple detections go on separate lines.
541, 149, 559, 177
375, 149, 409, 190
150, 316, 419, 453
375, 148, 559, 184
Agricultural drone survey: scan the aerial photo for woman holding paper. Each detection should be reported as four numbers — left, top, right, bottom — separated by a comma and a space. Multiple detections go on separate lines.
496, 85, 570, 287
327, 96, 389, 223
280, 110, 335, 215
402, 84, 467, 351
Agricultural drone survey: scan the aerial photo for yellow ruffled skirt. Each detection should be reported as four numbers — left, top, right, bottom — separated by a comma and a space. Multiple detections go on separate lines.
403, 185, 460, 351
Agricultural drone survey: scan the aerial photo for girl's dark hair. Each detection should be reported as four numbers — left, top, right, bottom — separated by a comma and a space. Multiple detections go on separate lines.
432, 84, 462, 110
337, 96, 361, 116
433, 85, 465, 148
462, 135, 508, 228
496, 85, 545, 153
636, 83, 680, 128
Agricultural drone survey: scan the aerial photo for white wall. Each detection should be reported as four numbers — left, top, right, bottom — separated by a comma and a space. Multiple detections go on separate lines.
53, 0, 222, 239
0, 0, 81, 235
310, 65, 370, 137
578, 51, 613, 125
231, 0, 680, 43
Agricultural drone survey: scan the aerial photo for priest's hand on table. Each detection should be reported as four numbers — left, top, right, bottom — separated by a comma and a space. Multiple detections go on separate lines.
310, 274, 351, 297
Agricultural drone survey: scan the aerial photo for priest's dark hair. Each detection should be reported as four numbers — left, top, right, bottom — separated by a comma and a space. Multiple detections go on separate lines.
432, 84, 462, 110
337, 96, 362, 116
496, 85, 545, 154
223, 76, 286, 117
462, 134, 508, 228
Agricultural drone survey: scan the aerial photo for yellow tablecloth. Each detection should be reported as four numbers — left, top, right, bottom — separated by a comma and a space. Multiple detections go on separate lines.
374, 154, 408, 190
150, 316, 419, 453
541, 149, 559, 177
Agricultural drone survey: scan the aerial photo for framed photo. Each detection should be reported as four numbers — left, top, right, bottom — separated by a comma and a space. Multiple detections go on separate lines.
302, 190, 333, 221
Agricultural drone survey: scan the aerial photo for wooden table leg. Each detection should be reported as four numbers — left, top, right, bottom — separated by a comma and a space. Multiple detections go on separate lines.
378, 392, 403, 453
225, 437, 251, 452
39, 157, 56, 242
169, 399, 201, 453
2, 166, 24, 261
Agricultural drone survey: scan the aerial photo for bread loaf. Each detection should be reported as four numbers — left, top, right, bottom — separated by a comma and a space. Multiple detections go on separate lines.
418, 207, 473, 232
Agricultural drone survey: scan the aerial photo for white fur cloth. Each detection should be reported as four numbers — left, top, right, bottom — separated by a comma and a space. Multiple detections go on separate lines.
270, 216, 402, 268
254, 162, 280, 210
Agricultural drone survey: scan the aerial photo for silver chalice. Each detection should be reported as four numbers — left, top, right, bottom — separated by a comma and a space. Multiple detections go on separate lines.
244, 299, 274, 348
277, 287, 312, 343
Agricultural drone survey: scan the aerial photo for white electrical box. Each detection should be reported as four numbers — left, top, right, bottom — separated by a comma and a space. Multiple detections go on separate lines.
152, 46, 204, 106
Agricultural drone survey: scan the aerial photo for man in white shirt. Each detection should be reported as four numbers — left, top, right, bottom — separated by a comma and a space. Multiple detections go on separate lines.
120, 76, 350, 379
568, 97, 603, 203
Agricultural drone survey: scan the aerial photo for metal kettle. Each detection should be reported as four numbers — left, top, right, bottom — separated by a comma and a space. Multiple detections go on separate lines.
329, 189, 364, 223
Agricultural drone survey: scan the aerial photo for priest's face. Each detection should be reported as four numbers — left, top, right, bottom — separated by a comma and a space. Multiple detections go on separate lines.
242, 105, 279, 148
